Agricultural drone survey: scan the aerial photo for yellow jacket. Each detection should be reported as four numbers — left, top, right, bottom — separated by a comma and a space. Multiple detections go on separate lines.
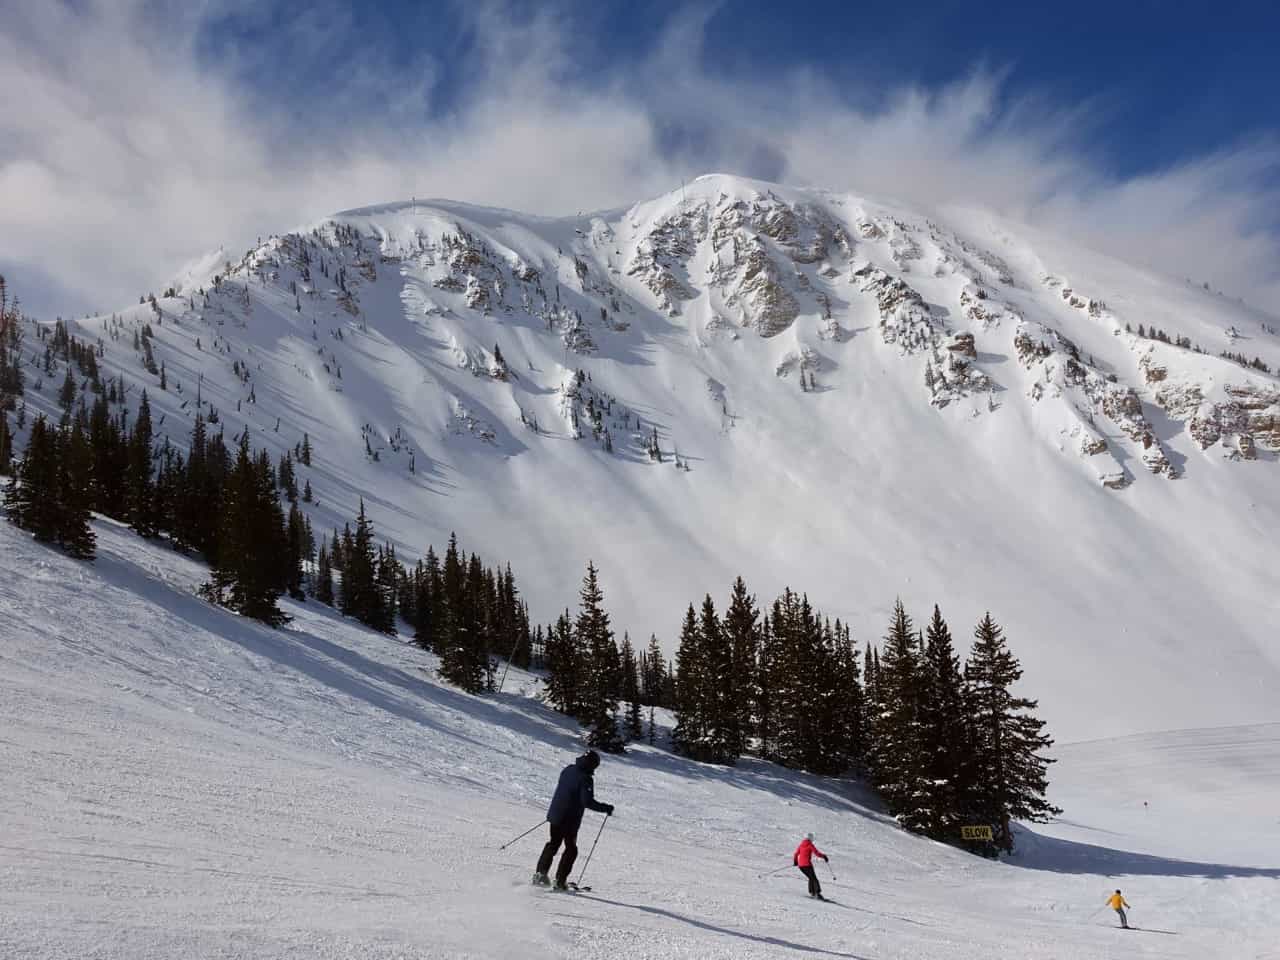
1107, 894, 1130, 910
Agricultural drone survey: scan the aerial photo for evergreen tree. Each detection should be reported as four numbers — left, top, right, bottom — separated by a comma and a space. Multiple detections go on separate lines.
620, 634, 643, 740
543, 610, 580, 715
919, 605, 970, 839
698, 594, 739, 763
672, 604, 705, 756
575, 562, 623, 751
339, 500, 382, 628
723, 576, 759, 756
413, 546, 441, 650
438, 534, 485, 692
284, 502, 307, 600
0, 410, 11, 474
205, 434, 287, 625
965, 613, 1060, 851
315, 543, 335, 606
6, 416, 62, 544
58, 419, 96, 559
872, 599, 929, 830
126, 390, 157, 537
641, 634, 667, 707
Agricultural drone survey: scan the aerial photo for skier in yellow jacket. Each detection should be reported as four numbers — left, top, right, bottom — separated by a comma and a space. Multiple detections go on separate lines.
1107, 890, 1131, 929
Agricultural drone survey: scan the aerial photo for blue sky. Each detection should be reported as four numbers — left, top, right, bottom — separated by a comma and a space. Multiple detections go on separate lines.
197, 0, 1280, 180
2, 0, 1278, 317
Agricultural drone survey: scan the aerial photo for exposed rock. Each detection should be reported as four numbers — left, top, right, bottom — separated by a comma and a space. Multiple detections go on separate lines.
1239, 434, 1258, 460
732, 240, 800, 337
946, 332, 977, 359
854, 265, 940, 354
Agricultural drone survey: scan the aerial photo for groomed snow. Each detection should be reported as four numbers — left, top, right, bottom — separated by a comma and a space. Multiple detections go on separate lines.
2, 519, 1276, 959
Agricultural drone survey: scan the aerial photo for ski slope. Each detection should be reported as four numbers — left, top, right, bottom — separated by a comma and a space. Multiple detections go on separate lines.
26, 173, 1278, 743
2, 518, 1276, 959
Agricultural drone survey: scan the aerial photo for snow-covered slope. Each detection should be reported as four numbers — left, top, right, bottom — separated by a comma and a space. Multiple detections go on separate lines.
2, 518, 1277, 959
21, 173, 1280, 740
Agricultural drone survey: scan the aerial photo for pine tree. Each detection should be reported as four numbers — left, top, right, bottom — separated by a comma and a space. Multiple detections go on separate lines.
413, 546, 441, 650
438, 534, 485, 692
620, 634, 643, 741
641, 634, 666, 707
700, 594, 739, 764
58, 419, 96, 559
126, 390, 157, 537
6, 416, 62, 543
723, 577, 759, 757
59, 366, 77, 409
872, 599, 929, 830
284, 502, 307, 600
205, 434, 287, 625
315, 543, 335, 606
0, 410, 12, 475
672, 605, 706, 757
543, 610, 580, 715
965, 613, 1060, 851
575, 562, 623, 751
919, 605, 970, 840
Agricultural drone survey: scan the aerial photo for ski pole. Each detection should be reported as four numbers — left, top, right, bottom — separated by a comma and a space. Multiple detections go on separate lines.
576, 815, 609, 887
758, 863, 794, 880
499, 819, 547, 851
825, 859, 837, 881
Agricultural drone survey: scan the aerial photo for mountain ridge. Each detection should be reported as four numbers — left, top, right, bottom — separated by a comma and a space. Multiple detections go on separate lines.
11, 173, 1280, 740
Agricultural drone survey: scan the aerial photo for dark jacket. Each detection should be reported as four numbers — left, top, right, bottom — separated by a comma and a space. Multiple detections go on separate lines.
546, 756, 610, 829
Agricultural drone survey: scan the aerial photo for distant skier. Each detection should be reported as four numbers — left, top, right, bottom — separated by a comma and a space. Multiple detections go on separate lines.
1107, 889, 1131, 929
793, 833, 829, 900
532, 750, 614, 891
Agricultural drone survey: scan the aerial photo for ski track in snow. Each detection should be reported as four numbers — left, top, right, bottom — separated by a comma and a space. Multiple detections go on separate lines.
2, 519, 1276, 959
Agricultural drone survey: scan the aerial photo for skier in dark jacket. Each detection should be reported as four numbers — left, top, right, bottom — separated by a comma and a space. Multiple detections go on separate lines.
533, 750, 614, 890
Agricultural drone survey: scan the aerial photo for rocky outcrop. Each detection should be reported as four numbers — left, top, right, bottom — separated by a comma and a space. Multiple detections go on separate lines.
854, 266, 940, 354
1015, 318, 1176, 480
730, 238, 800, 337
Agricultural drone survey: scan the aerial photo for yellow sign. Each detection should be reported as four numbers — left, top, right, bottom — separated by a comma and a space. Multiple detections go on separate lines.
961, 825, 994, 841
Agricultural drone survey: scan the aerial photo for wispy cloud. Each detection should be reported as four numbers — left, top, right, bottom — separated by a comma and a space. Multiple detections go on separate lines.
2, 0, 1278, 317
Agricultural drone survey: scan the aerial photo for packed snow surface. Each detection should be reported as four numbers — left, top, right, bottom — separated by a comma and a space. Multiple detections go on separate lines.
2, 519, 1276, 959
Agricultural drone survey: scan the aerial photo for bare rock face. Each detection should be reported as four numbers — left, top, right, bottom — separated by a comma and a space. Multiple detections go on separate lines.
731, 239, 800, 337
1238, 434, 1258, 460
1101, 385, 1147, 442
946, 331, 977, 359
1139, 352, 1168, 383
628, 206, 703, 314
1015, 318, 1176, 480
854, 266, 939, 354
1157, 380, 1278, 453
1226, 384, 1280, 449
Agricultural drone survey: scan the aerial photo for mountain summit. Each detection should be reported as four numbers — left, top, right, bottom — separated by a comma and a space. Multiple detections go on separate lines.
40, 174, 1280, 739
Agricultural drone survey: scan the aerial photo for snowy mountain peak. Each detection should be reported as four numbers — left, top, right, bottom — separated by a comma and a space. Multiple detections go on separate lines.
11, 176, 1280, 740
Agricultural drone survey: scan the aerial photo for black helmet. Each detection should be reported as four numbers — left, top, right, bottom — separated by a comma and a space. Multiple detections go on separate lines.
582, 750, 601, 771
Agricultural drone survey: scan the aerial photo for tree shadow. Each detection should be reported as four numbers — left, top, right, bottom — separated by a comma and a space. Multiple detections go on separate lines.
575, 893, 874, 959
1008, 825, 1280, 880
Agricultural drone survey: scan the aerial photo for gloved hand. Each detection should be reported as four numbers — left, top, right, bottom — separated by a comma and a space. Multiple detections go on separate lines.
822, 854, 830, 862
604, 803, 615, 816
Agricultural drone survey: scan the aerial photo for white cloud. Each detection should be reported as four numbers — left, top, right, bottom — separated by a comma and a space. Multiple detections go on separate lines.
2, 0, 1277, 318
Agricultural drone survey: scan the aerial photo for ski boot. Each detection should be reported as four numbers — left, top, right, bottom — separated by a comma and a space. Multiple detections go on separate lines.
531, 872, 550, 887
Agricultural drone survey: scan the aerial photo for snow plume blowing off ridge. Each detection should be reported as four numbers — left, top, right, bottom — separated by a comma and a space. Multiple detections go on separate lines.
2, 1, 1280, 320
